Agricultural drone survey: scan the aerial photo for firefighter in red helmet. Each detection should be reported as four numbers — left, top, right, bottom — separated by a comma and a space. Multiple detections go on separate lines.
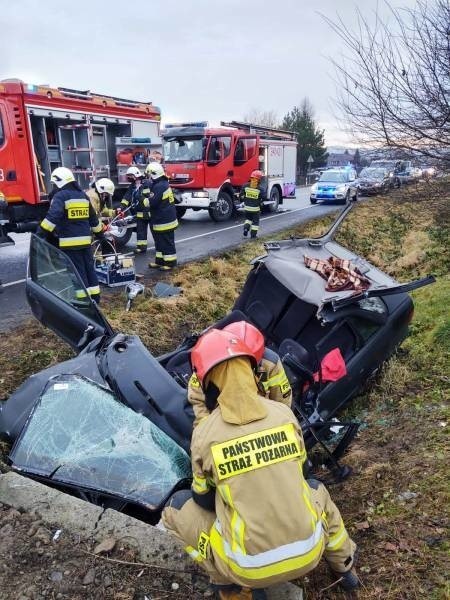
188, 321, 292, 427
162, 328, 358, 599
240, 170, 264, 239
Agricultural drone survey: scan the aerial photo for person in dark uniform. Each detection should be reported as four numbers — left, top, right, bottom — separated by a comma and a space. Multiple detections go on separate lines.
37, 167, 105, 303
146, 163, 178, 271
240, 170, 264, 238
119, 166, 151, 254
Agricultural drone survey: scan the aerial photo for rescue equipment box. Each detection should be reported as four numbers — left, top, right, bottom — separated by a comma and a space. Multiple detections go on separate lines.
95, 254, 136, 287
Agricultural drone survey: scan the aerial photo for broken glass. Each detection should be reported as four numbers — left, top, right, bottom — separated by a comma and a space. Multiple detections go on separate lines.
10, 374, 192, 509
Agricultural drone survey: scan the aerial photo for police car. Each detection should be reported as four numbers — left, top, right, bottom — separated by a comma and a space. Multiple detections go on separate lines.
310, 167, 358, 204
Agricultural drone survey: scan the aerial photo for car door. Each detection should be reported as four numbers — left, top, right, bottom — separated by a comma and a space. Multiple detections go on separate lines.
26, 234, 114, 351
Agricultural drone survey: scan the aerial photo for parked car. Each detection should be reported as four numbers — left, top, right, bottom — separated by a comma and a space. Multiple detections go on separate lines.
310, 168, 358, 204
0, 204, 434, 520
356, 167, 391, 196
369, 160, 405, 188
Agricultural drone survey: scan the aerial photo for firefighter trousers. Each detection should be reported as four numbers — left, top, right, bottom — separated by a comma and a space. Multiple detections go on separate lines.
151, 227, 177, 267
243, 210, 260, 238
162, 481, 356, 587
64, 248, 100, 303
136, 219, 152, 250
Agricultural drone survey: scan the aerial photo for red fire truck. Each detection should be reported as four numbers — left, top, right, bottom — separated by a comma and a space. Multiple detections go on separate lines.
0, 79, 162, 247
162, 121, 297, 221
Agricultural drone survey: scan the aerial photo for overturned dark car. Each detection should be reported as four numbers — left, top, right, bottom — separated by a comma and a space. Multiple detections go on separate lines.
0, 204, 434, 522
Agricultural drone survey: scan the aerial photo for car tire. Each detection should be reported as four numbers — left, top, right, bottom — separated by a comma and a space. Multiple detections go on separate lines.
343, 190, 351, 205
209, 191, 234, 222
267, 186, 281, 213
310, 197, 317, 204
176, 207, 187, 219
109, 225, 132, 248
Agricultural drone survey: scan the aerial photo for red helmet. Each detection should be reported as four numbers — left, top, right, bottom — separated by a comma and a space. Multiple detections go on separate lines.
223, 321, 265, 363
250, 170, 263, 180
191, 328, 257, 386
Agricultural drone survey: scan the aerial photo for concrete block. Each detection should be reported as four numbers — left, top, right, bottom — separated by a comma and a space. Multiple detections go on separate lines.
0, 472, 102, 535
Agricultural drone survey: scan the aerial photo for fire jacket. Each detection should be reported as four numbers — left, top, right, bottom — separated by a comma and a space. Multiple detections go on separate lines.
188, 348, 292, 427
149, 176, 178, 232
86, 188, 115, 218
240, 182, 263, 213
120, 180, 153, 219
40, 188, 102, 250
189, 358, 327, 587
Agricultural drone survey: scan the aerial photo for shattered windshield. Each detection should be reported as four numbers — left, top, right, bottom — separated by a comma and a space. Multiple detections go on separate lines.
10, 375, 191, 509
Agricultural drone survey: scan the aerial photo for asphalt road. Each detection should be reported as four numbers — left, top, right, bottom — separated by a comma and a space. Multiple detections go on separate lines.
0, 187, 341, 332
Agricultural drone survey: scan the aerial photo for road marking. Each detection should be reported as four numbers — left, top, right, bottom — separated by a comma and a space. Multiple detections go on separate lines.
175, 204, 315, 245
2, 278, 26, 288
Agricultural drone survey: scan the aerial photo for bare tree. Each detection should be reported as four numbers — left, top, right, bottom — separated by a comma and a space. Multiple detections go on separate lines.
242, 107, 279, 128
324, 0, 450, 165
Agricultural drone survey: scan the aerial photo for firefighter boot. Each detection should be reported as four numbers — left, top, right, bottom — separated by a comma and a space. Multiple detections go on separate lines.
243, 225, 249, 237
214, 584, 256, 600
334, 567, 359, 591
148, 262, 160, 269
134, 247, 147, 255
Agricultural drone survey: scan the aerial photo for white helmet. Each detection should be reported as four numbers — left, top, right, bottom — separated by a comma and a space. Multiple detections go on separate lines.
50, 167, 75, 188
95, 178, 115, 196
126, 166, 143, 179
146, 162, 166, 180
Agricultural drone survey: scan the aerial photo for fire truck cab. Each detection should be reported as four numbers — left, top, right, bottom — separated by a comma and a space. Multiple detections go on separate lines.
0, 79, 162, 247
162, 121, 297, 222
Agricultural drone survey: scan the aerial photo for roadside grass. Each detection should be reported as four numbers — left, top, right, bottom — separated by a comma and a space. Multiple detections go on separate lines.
0, 182, 448, 598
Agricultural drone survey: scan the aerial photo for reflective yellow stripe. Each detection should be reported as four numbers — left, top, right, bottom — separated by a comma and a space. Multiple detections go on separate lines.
91, 222, 103, 233
64, 199, 89, 208
75, 289, 88, 299
262, 372, 290, 392
153, 219, 178, 231
302, 479, 318, 531
245, 188, 260, 199
218, 485, 246, 554
121, 199, 130, 207
251, 225, 259, 230
40, 218, 56, 232
59, 236, 92, 247
185, 545, 203, 562
163, 254, 177, 262
244, 220, 252, 225
212, 424, 305, 480
197, 531, 210, 559
210, 520, 324, 580
87, 285, 100, 296
136, 212, 144, 218
155, 251, 163, 258
326, 520, 348, 551
244, 205, 261, 212
136, 240, 147, 246
162, 188, 175, 203
192, 473, 209, 494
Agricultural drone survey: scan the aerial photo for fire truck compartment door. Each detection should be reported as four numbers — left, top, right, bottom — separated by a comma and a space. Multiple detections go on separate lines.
26, 235, 114, 352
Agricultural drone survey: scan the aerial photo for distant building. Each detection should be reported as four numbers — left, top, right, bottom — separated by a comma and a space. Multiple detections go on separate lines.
326, 152, 355, 168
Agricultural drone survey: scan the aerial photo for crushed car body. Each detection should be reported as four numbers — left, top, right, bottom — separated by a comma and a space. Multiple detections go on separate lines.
0, 202, 434, 517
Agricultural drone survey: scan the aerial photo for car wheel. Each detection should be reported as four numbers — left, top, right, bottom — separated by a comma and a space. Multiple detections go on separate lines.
176, 207, 187, 219
209, 191, 234, 222
310, 197, 317, 204
343, 190, 351, 205
267, 186, 280, 213
109, 225, 132, 248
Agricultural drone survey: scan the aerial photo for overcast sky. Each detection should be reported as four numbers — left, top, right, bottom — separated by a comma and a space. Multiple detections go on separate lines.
1, 0, 416, 147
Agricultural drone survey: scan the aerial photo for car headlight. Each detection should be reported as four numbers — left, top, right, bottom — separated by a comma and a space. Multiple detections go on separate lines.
336, 185, 346, 192
192, 191, 209, 198
311, 184, 318, 192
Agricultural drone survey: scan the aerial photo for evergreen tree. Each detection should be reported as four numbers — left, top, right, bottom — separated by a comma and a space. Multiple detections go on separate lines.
281, 99, 328, 177
353, 148, 361, 167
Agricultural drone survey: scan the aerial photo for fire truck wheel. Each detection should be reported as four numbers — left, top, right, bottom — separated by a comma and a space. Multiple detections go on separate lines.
267, 186, 281, 213
110, 226, 132, 248
176, 207, 187, 219
209, 191, 233, 222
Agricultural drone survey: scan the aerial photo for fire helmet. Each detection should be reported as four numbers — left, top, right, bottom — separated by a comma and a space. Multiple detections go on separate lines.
191, 328, 258, 387
126, 166, 144, 179
223, 321, 265, 363
94, 178, 115, 196
145, 162, 166, 180
50, 167, 75, 188
250, 170, 263, 180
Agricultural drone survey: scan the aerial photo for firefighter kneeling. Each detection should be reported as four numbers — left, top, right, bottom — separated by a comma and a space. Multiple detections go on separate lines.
162, 329, 358, 598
